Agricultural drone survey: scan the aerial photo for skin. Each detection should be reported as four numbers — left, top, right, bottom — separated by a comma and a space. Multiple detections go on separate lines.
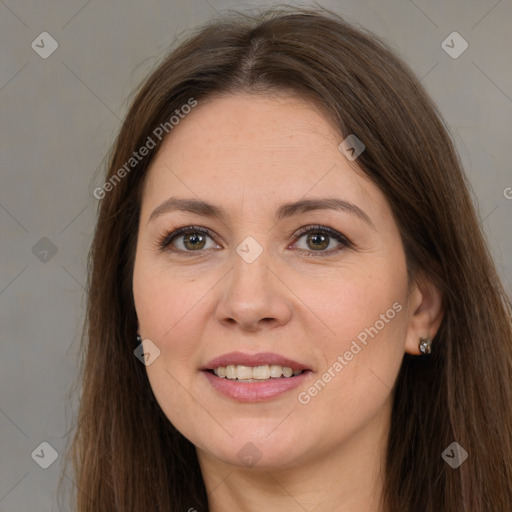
132, 92, 443, 512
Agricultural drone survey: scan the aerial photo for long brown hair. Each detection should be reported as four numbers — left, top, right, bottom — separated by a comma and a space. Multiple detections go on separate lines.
63, 7, 512, 511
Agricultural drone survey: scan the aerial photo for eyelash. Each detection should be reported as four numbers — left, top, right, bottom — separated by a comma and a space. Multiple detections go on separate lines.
156, 224, 352, 258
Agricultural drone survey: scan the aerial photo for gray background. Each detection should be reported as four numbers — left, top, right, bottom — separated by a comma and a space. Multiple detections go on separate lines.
1, 0, 511, 510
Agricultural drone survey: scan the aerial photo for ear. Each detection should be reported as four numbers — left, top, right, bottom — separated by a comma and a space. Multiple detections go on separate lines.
404, 274, 444, 355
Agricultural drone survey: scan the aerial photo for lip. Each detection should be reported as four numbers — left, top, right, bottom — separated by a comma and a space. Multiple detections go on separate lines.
202, 351, 310, 371
201, 351, 312, 402
202, 369, 312, 402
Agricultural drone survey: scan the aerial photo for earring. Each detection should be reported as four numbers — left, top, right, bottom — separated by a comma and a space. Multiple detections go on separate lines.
419, 337, 432, 355
136, 333, 142, 344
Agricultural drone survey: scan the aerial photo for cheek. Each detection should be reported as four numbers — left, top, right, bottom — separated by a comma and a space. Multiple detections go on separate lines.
311, 260, 406, 347
133, 264, 211, 438
132, 269, 190, 402
133, 254, 204, 340
299, 258, 408, 412
293, 305, 406, 455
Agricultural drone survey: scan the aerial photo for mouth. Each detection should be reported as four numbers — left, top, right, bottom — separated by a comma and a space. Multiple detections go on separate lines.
201, 352, 312, 402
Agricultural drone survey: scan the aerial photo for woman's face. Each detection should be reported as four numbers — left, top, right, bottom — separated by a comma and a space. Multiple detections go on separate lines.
132, 92, 425, 471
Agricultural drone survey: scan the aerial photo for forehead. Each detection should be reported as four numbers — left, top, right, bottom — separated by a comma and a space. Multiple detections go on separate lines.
141, 92, 385, 222
159, 92, 339, 158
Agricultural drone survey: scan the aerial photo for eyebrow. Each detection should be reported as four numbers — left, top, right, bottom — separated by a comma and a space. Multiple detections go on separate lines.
148, 197, 375, 229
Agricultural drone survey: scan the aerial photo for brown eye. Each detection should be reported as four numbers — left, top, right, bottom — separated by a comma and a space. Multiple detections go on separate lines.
292, 225, 351, 257
159, 226, 220, 255
304, 232, 330, 251
181, 232, 207, 251
158, 224, 351, 258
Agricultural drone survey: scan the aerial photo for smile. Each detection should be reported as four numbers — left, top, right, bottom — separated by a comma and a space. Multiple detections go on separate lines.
201, 352, 312, 402
211, 364, 303, 381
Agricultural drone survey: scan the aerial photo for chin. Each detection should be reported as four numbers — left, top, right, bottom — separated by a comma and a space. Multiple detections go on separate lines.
195, 425, 313, 471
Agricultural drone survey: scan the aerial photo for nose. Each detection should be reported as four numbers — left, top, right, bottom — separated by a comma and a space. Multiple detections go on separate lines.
214, 247, 293, 332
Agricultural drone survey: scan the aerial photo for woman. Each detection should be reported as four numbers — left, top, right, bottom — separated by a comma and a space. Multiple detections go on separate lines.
65, 7, 512, 511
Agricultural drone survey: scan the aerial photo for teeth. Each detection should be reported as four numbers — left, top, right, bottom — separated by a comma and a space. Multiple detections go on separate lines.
270, 364, 283, 378
213, 364, 303, 380
236, 365, 253, 380
225, 365, 236, 379
252, 365, 270, 379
